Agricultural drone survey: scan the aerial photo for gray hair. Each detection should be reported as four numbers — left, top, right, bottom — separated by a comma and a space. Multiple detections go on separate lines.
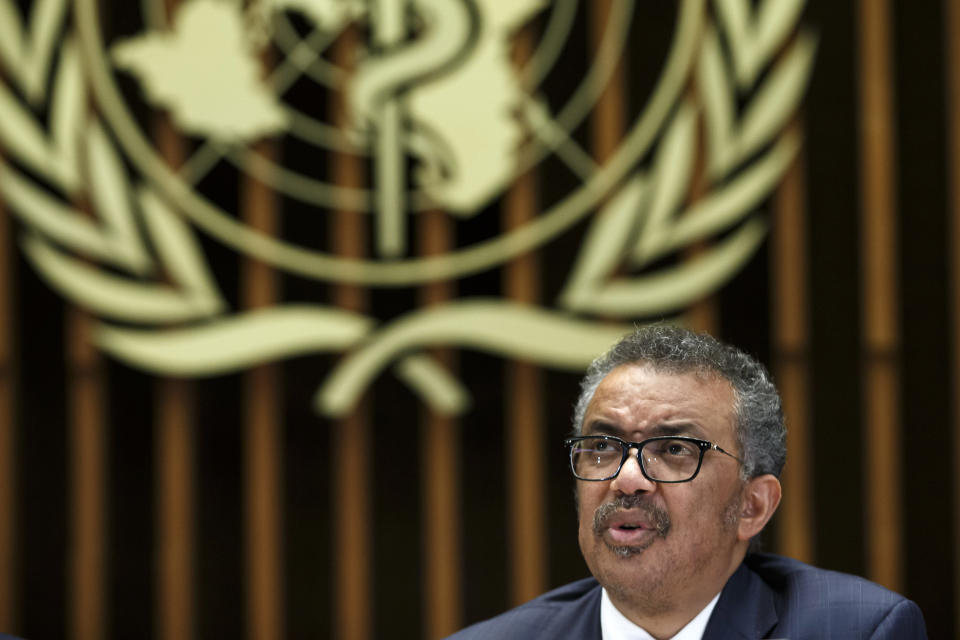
573, 325, 785, 479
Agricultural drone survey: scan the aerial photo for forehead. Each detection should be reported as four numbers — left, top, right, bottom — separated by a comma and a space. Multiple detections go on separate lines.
583, 363, 736, 440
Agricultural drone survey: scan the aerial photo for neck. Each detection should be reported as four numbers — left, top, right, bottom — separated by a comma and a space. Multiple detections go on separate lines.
605, 550, 744, 638
605, 589, 720, 640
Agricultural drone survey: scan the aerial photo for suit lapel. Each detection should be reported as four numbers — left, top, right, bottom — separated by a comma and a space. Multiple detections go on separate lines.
702, 562, 779, 639
541, 581, 603, 640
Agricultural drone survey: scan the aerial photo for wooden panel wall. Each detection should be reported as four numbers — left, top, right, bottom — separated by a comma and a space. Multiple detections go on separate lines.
0, 3, 959, 639
330, 26, 373, 640
857, 0, 902, 593
946, 0, 960, 635
503, 26, 546, 611
771, 118, 814, 563
0, 146, 16, 633
153, 114, 195, 640
242, 138, 285, 640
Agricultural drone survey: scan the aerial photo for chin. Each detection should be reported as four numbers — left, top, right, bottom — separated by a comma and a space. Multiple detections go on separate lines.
603, 541, 653, 558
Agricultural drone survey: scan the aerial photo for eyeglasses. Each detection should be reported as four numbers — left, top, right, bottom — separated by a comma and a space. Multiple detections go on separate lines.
564, 434, 742, 483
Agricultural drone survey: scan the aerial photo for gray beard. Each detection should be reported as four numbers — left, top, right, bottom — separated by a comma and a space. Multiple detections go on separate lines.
590, 489, 745, 616
592, 495, 671, 557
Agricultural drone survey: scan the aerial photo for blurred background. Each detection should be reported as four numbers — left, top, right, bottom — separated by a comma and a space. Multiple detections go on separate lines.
0, 0, 956, 638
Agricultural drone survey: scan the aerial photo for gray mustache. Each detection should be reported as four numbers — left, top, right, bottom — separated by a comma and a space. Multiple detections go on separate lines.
592, 495, 671, 538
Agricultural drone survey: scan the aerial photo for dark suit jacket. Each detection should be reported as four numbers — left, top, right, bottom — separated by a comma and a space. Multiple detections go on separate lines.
446, 553, 927, 639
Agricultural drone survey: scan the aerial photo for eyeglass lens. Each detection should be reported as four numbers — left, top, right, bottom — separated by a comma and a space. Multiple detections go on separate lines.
569, 437, 703, 481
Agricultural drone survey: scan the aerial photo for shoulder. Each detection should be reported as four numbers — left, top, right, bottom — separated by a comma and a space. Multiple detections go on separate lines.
747, 552, 903, 603
744, 553, 927, 638
445, 577, 601, 640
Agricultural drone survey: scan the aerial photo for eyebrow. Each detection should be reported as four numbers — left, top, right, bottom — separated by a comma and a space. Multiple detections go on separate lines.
583, 421, 626, 437
651, 423, 705, 438
584, 421, 707, 439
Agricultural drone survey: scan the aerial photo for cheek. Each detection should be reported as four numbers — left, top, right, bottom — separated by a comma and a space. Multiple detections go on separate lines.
675, 484, 741, 539
575, 484, 604, 535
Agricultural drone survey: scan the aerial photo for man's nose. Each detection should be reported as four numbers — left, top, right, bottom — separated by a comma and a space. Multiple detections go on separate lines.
610, 448, 657, 494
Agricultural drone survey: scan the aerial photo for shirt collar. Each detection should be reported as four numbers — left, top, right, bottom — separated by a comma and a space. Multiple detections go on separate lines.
600, 588, 721, 640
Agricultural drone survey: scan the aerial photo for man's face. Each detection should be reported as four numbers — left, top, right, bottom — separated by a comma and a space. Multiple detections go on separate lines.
576, 363, 747, 615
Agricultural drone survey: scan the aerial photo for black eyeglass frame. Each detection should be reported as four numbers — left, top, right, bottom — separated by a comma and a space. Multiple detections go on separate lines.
563, 434, 743, 483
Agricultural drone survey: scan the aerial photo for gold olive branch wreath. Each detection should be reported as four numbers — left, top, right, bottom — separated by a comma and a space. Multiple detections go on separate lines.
0, 0, 815, 417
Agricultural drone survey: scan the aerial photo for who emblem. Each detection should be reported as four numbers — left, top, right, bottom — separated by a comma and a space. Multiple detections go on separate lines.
0, 0, 814, 415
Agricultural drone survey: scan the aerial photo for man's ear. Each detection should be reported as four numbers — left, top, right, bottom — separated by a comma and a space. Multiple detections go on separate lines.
737, 475, 782, 541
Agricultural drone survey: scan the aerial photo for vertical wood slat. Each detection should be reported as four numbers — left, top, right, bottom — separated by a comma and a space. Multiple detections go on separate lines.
0, 155, 16, 632
67, 307, 106, 640
330, 26, 372, 640
420, 402, 461, 639
418, 213, 461, 639
242, 140, 284, 640
942, 0, 960, 634
154, 7, 196, 640
588, 0, 626, 169
771, 118, 814, 563
244, 365, 283, 640
156, 379, 195, 640
67, 67, 109, 632
331, 406, 370, 640
503, 169, 546, 605
330, 226, 371, 640
683, 97, 718, 335
857, 0, 902, 592
503, 26, 546, 607
153, 103, 196, 640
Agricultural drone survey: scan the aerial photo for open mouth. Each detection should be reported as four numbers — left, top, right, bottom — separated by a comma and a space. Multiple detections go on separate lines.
606, 520, 656, 545
593, 499, 671, 545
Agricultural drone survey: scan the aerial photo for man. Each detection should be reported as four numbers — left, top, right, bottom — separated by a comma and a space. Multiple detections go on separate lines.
447, 325, 926, 639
